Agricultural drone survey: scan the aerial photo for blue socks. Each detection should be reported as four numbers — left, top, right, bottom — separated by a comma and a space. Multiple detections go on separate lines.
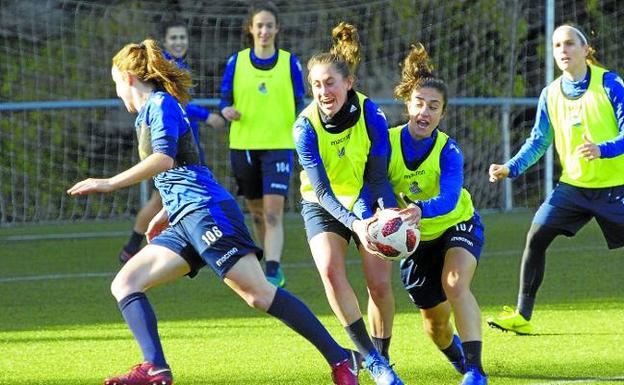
267, 288, 346, 364
118, 292, 167, 368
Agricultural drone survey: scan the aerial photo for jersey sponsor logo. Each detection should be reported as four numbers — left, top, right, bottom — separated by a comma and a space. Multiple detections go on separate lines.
216, 247, 239, 267
404, 170, 425, 179
330, 133, 351, 146
258, 82, 268, 94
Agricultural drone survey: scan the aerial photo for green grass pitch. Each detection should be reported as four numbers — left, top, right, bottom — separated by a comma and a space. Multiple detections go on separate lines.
1, 211, 623, 384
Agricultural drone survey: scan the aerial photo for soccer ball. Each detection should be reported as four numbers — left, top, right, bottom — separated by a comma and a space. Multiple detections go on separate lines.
367, 208, 420, 261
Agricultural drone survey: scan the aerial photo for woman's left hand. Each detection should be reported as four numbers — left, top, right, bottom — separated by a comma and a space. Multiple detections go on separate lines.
67, 178, 114, 195
576, 133, 601, 161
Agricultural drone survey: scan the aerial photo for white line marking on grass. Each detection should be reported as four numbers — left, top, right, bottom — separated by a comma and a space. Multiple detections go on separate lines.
1, 231, 127, 241
0, 272, 114, 283
528, 376, 624, 384
0, 244, 608, 284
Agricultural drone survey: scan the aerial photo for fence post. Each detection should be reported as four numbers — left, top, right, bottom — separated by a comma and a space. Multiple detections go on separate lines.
140, 180, 149, 206
544, 0, 555, 196
502, 103, 513, 211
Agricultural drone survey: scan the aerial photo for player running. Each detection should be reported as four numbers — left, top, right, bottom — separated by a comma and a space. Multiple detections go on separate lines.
68, 38, 358, 385
118, 20, 224, 264
487, 24, 624, 335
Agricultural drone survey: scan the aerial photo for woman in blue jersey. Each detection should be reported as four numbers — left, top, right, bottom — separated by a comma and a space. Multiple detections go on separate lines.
487, 24, 624, 335
294, 22, 403, 385
386, 43, 487, 385
219, 2, 304, 287
118, 20, 225, 264
67, 39, 358, 385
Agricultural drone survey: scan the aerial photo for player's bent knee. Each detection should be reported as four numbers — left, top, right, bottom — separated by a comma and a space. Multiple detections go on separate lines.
111, 273, 145, 301
424, 317, 450, 337
442, 279, 470, 301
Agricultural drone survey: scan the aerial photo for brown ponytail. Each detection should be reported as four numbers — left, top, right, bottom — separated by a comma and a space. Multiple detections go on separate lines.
394, 43, 448, 111
307, 22, 361, 84
112, 39, 192, 105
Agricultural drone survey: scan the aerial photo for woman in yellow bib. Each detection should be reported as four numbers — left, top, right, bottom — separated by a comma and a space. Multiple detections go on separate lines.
387, 44, 487, 385
220, 2, 305, 287
487, 25, 624, 335
294, 22, 403, 385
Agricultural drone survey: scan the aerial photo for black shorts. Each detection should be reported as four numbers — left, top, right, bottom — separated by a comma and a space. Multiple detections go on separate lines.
230, 149, 293, 200
300, 200, 359, 244
399, 214, 484, 309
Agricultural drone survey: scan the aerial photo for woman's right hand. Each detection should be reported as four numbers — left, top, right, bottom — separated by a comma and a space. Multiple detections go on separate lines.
352, 218, 379, 256
488, 164, 510, 183
221, 106, 241, 121
146, 208, 169, 242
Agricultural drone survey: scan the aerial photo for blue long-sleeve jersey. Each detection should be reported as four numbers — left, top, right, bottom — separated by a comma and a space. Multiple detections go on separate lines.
506, 69, 624, 178
219, 49, 305, 115
395, 127, 465, 219
136, 91, 232, 224
294, 98, 397, 229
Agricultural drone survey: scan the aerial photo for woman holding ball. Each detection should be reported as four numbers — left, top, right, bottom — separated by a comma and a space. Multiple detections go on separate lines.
385, 43, 487, 385
293, 21, 404, 385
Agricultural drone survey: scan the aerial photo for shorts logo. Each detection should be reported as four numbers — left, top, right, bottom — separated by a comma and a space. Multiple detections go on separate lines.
450, 236, 473, 247
401, 259, 426, 290
216, 247, 239, 267
270, 183, 288, 190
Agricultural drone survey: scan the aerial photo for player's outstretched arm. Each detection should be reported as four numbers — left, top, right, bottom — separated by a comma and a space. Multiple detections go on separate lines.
67, 153, 174, 196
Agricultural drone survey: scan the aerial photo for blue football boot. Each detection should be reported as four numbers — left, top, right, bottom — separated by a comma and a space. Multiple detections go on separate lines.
364, 351, 404, 385
460, 366, 488, 385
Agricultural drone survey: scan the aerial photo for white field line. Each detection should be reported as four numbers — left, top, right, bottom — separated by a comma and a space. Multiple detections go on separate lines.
1, 231, 127, 241
527, 376, 624, 384
0, 244, 607, 284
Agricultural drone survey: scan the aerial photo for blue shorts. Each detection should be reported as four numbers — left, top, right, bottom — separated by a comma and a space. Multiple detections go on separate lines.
533, 182, 624, 249
150, 200, 263, 279
230, 149, 293, 199
399, 213, 484, 309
